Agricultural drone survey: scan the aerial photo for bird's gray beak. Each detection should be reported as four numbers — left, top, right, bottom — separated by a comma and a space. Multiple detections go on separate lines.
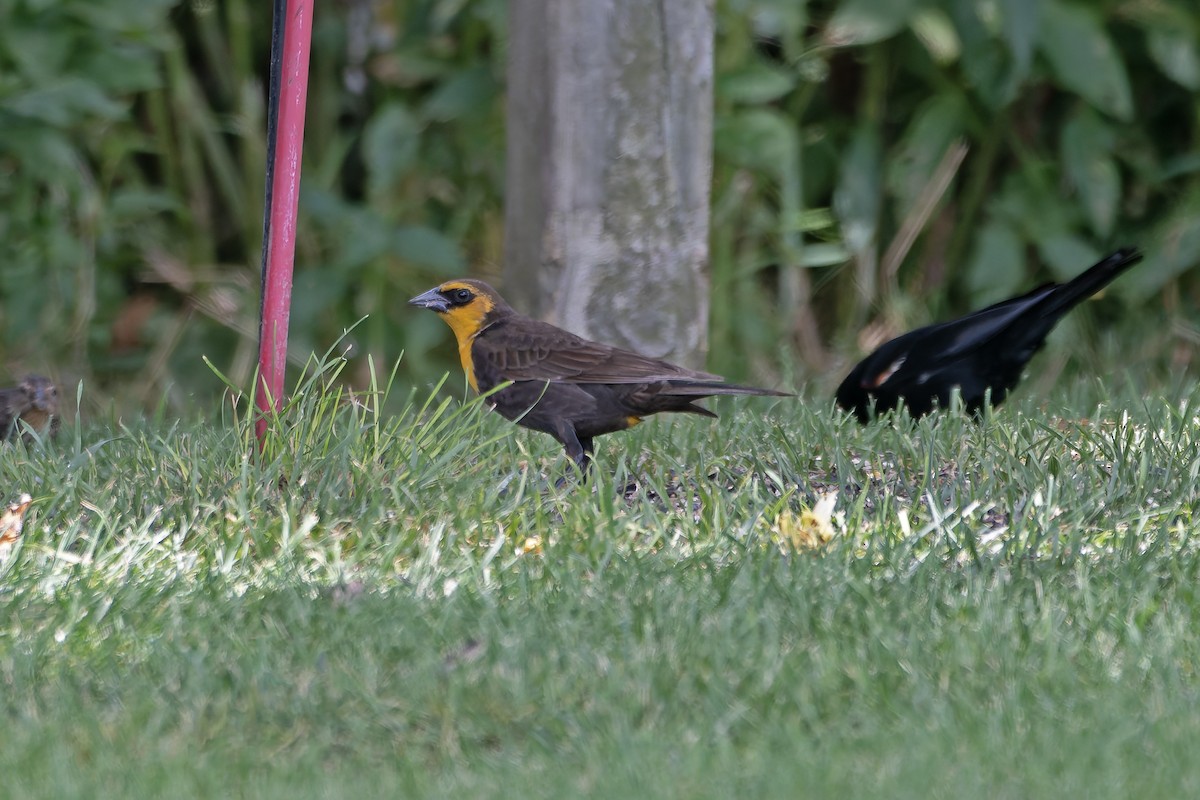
408, 287, 449, 313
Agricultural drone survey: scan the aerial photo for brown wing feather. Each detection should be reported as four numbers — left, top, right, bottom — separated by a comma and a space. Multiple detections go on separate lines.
479, 317, 721, 384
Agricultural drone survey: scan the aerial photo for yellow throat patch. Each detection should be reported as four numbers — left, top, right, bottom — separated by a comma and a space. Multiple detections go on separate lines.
435, 282, 496, 392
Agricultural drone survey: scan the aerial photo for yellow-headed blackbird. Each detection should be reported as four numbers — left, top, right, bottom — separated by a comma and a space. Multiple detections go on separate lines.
837, 248, 1143, 422
410, 280, 789, 471
1, 374, 61, 441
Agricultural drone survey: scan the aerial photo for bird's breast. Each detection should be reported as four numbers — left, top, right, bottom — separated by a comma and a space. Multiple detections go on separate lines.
459, 336, 479, 392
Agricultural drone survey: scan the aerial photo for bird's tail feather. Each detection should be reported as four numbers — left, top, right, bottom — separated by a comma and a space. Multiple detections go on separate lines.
1042, 247, 1143, 318
663, 381, 792, 398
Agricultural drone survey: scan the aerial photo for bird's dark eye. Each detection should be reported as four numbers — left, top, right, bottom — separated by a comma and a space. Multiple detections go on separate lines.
454, 288, 472, 303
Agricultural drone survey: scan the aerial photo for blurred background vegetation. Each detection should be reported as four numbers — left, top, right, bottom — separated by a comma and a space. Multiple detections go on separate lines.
1, 0, 1197, 417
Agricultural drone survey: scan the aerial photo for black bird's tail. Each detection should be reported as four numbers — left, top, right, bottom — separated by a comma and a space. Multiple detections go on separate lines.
1040, 248, 1143, 319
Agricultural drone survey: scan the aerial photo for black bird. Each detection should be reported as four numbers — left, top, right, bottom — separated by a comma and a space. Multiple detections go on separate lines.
836, 248, 1143, 422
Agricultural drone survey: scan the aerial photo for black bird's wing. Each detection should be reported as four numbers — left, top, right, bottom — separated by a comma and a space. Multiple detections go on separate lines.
859, 287, 1056, 380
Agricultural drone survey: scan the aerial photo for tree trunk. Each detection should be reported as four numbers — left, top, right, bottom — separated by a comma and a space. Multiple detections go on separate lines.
505, 0, 714, 369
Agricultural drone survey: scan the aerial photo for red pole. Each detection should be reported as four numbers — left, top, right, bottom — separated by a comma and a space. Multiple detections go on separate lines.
256, 0, 314, 447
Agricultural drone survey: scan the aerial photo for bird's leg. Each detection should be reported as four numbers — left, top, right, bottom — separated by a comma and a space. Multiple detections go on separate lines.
554, 423, 593, 484
577, 437, 595, 477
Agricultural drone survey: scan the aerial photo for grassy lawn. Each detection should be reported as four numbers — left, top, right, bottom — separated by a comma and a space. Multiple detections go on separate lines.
2, 366, 1199, 798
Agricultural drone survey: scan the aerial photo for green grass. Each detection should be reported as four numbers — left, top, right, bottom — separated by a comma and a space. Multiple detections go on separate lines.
2, 361, 1200, 798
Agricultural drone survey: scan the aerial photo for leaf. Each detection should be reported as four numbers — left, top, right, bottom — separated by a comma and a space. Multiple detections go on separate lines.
949, 0, 1019, 108
78, 44, 162, 93
999, 0, 1041, 81
421, 66, 496, 122
109, 188, 182, 220
363, 103, 422, 201
1146, 29, 1200, 90
0, 24, 74, 79
1124, 186, 1200, 301
989, 166, 1075, 241
886, 92, 967, 211
782, 208, 838, 234
65, 0, 177, 34
1060, 109, 1119, 238
1038, 1, 1133, 120
4, 78, 126, 125
746, 0, 808, 41
833, 125, 882, 256
0, 128, 79, 183
799, 242, 851, 268
291, 268, 346, 322
824, 0, 918, 46
713, 109, 797, 174
964, 220, 1026, 307
327, 208, 394, 268
717, 60, 796, 105
1036, 233, 1101, 283
910, 8, 960, 65
392, 226, 464, 273
1158, 152, 1200, 182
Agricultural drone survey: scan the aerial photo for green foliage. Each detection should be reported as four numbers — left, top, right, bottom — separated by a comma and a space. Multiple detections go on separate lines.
0, 0, 508, 409
0, 0, 174, 379
1, 0, 1198, 413
711, 0, 1200, 385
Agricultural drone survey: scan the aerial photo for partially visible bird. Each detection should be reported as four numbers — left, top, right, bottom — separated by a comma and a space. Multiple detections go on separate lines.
836, 248, 1144, 422
1, 375, 61, 441
410, 279, 790, 472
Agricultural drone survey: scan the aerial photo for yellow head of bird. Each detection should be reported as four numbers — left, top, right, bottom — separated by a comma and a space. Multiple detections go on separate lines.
409, 279, 513, 392
408, 279, 510, 342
